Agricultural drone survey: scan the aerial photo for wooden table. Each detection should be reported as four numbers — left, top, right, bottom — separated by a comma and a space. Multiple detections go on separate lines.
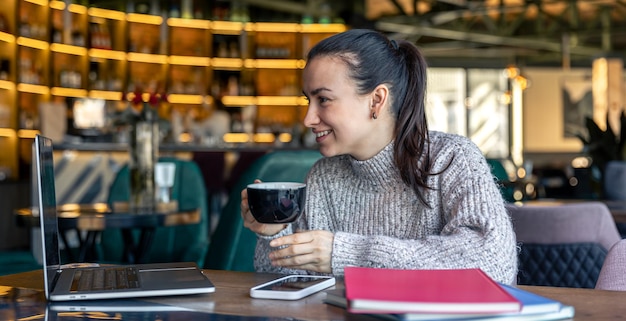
0, 269, 625, 320
14, 203, 200, 263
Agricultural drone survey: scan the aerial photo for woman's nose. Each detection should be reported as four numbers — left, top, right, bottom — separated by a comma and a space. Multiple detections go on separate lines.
303, 105, 318, 128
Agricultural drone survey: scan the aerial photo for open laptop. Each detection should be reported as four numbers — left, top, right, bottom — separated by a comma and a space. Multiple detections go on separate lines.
34, 134, 216, 301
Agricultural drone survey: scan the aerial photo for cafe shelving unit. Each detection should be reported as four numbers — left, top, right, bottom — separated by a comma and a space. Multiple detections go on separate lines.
0, 0, 18, 179
0, 0, 346, 180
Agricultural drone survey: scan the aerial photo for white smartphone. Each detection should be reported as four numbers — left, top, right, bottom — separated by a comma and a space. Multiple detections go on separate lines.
250, 275, 336, 300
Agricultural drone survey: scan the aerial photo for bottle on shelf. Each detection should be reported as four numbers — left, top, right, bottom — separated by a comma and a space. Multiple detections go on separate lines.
71, 25, 85, 47
229, 42, 240, 58
51, 27, 62, 43
181, 0, 193, 19
0, 59, 9, 81
230, 1, 245, 22
227, 75, 239, 96
89, 22, 112, 50
89, 60, 106, 90
134, 1, 151, 14
217, 42, 228, 58
211, 0, 230, 21
19, 12, 46, 40
0, 96, 10, 128
59, 65, 81, 88
240, 71, 255, 96
318, 4, 332, 24
19, 53, 42, 85
168, 0, 181, 18
0, 13, 9, 33
109, 74, 123, 91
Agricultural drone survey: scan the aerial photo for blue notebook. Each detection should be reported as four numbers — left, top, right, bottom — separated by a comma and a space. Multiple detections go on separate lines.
397, 284, 573, 321
499, 284, 562, 315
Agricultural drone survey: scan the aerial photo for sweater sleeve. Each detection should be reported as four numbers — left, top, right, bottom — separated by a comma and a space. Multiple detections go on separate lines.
329, 139, 518, 284
253, 224, 309, 275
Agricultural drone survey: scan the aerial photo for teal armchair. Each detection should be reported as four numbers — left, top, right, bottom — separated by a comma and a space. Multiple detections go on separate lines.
102, 157, 209, 266
204, 149, 323, 271
486, 158, 516, 202
0, 250, 41, 276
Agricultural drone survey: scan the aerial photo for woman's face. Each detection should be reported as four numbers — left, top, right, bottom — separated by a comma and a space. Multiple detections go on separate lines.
303, 56, 389, 160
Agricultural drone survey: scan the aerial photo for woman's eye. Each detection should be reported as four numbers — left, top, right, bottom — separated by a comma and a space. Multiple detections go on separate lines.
318, 97, 329, 104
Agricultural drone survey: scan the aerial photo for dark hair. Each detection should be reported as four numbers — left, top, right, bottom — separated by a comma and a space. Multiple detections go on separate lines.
307, 29, 433, 205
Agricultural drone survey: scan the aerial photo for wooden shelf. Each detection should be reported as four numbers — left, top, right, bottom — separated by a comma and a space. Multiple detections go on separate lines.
0, 0, 345, 179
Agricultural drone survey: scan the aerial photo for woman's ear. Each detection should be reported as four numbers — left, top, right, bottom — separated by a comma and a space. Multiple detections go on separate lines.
370, 84, 390, 116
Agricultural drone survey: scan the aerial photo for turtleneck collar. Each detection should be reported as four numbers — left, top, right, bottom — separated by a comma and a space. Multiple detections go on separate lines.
349, 142, 400, 189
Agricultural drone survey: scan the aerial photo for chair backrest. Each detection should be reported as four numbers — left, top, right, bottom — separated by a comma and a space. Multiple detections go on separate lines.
595, 239, 626, 291
204, 149, 323, 271
102, 157, 209, 266
506, 202, 621, 288
486, 158, 515, 202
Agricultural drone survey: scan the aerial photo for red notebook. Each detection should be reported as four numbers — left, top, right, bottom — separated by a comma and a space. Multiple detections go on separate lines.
344, 267, 521, 315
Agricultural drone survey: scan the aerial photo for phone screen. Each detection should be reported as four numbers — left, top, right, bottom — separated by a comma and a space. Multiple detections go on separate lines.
256, 277, 330, 292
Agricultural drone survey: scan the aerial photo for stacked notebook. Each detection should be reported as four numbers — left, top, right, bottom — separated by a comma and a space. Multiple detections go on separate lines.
324, 267, 574, 321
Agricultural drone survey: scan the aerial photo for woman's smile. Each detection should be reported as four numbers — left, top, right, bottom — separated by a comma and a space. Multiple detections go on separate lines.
315, 129, 333, 141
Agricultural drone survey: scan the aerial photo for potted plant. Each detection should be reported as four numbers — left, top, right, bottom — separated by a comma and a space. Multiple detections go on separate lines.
577, 111, 626, 200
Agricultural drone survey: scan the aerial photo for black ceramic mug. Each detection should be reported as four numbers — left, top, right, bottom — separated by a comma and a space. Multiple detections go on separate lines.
247, 182, 306, 224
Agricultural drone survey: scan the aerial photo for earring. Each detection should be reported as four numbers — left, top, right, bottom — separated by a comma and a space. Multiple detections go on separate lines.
372, 112, 377, 120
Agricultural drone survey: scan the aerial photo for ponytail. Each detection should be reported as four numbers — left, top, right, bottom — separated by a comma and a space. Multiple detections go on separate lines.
392, 41, 433, 206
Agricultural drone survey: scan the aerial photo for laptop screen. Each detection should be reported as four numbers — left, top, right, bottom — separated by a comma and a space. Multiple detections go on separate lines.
35, 135, 62, 297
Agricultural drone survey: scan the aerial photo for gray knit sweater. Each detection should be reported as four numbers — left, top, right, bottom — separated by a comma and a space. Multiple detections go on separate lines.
254, 131, 518, 284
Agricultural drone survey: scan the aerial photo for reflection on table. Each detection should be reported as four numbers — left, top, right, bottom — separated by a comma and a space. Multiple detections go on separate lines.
15, 203, 200, 264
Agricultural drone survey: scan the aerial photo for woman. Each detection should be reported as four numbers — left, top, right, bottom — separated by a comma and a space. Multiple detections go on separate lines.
241, 29, 517, 284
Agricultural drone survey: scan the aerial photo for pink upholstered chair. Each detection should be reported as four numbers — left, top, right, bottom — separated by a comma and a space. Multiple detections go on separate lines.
506, 201, 621, 288
595, 239, 626, 291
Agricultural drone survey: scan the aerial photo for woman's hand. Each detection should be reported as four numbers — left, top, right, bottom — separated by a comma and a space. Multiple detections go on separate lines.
267, 230, 334, 274
240, 179, 288, 236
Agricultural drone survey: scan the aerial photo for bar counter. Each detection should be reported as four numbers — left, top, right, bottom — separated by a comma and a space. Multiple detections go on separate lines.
54, 141, 315, 153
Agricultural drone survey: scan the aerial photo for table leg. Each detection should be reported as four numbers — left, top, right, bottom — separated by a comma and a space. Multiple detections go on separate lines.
77, 231, 99, 263
59, 231, 75, 262
120, 228, 156, 264
136, 228, 156, 264
121, 229, 137, 264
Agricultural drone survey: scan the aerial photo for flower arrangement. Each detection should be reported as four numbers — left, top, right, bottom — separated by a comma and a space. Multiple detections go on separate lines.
115, 86, 169, 126
119, 85, 170, 212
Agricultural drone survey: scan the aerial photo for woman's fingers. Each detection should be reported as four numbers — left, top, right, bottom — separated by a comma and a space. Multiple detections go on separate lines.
268, 230, 334, 273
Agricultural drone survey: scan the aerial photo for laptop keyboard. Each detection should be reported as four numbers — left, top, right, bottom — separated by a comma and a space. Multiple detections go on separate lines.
70, 267, 140, 292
